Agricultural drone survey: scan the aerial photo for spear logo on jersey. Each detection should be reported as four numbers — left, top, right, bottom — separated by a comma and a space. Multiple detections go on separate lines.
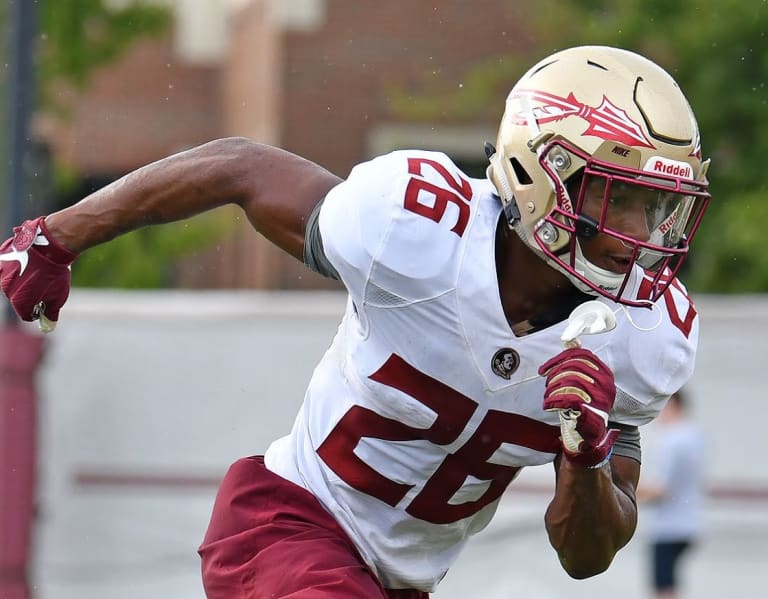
510, 89, 655, 149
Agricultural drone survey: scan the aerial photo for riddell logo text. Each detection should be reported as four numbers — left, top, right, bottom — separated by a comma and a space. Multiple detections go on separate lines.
652, 160, 692, 178
658, 209, 679, 234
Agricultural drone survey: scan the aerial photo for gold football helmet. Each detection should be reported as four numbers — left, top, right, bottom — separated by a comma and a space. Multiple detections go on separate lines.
486, 45, 710, 306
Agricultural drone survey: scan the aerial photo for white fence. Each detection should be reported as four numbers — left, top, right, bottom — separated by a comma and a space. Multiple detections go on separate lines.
29, 290, 768, 598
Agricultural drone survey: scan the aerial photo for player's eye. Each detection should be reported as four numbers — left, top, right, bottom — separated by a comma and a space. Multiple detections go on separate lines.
607, 195, 630, 208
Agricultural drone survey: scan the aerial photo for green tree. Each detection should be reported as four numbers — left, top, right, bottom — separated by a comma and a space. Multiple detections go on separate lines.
32, 1, 234, 288
38, 0, 170, 112
72, 213, 236, 288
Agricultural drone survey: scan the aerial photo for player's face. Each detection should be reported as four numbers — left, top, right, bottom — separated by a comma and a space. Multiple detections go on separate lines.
577, 177, 678, 274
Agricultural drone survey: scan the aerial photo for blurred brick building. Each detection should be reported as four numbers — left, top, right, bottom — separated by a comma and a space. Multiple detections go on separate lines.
39, 0, 536, 289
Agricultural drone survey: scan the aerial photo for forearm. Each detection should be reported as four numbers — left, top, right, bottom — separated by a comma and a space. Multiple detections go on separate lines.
545, 456, 638, 578
45, 137, 269, 254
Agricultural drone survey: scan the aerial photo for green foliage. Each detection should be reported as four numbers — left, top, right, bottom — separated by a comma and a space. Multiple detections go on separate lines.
39, 0, 171, 111
72, 212, 239, 288
686, 187, 768, 292
32, 2, 234, 289
387, 58, 526, 122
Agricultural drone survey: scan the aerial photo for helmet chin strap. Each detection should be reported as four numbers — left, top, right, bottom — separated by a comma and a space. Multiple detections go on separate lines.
572, 243, 627, 295
504, 217, 596, 297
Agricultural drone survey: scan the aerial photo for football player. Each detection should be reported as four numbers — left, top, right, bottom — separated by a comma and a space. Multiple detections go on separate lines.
0, 46, 710, 598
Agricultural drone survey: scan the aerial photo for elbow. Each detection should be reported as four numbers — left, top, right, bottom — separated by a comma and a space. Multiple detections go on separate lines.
546, 521, 622, 579
198, 137, 274, 206
553, 533, 627, 579
559, 555, 612, 580
206, 136, 266, 156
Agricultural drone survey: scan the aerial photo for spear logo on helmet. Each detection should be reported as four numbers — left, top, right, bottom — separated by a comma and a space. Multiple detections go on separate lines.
510, 89, 655, 149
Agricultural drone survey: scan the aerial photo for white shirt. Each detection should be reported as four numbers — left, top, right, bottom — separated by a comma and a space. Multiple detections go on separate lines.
265, 150, 699, 591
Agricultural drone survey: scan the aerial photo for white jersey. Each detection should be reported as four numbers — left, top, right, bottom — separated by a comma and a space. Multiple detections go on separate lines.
265, 150, 699, 591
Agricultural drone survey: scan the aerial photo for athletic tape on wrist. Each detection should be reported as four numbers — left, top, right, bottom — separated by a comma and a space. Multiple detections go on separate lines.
587, 447, 613, 469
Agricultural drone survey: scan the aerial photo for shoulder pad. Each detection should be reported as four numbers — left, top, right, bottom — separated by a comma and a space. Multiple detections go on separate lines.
606, 281, 698, 426
321, 150, 478, 302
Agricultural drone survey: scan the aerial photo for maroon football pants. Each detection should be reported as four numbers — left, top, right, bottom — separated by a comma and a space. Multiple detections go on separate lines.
199, 456, 429, 599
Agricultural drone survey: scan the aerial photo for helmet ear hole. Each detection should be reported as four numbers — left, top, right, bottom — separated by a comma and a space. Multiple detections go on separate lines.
509, 157, 532, 185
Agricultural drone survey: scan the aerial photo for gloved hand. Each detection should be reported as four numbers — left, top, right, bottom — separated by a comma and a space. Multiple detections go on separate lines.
0, 216, 78, 332
538, 347, 619, 467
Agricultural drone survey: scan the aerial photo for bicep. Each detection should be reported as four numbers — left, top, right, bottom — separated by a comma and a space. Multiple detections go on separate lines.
238, 144, 342, 260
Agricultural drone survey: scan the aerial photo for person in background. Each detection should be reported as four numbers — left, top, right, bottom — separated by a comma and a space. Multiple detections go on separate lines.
639, 390, 707, 599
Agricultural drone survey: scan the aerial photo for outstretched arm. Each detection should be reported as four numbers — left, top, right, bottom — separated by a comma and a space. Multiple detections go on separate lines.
0, 137, 342, 326
46, 136, 342, 258
545, 453, 639, 578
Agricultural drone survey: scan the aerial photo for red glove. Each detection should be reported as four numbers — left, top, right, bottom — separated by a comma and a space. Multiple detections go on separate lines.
0, 216, 78, 331
538, 347, 619, 467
